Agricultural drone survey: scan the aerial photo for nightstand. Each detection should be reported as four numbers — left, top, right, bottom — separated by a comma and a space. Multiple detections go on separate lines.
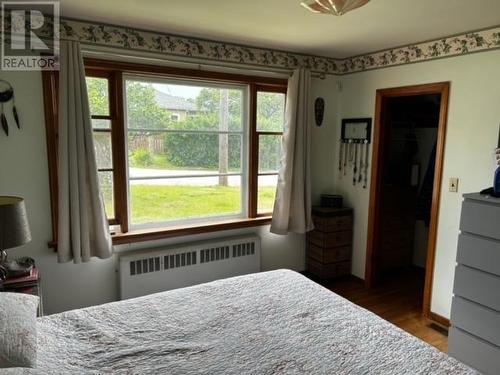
307, 206, 353, 279
1, 267, 43, 316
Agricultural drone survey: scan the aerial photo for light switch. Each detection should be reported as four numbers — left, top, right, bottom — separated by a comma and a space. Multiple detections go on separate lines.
449, 177, 459, 193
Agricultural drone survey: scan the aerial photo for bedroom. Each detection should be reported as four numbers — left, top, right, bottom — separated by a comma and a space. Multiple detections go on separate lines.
0, 0, 499, 373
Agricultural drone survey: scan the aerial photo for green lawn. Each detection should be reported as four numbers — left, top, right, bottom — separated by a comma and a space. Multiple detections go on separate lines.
107, 185, 276, 224
130, 153, 241, 173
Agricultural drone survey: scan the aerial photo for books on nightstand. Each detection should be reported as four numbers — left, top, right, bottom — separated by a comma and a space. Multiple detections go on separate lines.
3, 267, 39, 291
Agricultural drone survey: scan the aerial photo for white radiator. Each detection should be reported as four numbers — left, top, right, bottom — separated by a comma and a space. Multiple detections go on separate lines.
119, 235, 261, 300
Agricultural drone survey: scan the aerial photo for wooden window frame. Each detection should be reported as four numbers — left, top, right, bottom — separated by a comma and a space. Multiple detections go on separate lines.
249, 84, 287, 218
85, 70, 127, 229
43, 59, 287, 246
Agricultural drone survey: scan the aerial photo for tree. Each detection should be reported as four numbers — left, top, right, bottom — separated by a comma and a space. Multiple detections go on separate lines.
88, 80, 174, 170
87, 80, 285, 174
164, 88, 285, 172
86, 78, 171, 138
86, 77, 109, 115
256, 91, 285, 132
196, 88, 243, 131
125, 82, 171, 130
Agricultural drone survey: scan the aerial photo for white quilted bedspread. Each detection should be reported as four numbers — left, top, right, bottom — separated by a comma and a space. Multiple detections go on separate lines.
9, 270, 476, 374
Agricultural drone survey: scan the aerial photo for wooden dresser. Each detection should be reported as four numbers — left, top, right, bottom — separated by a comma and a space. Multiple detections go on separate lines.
449, 193, 500, 375
307, 206, 353, 279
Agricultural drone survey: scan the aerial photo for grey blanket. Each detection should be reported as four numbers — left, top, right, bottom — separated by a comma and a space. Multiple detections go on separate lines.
11, 270, 475, 374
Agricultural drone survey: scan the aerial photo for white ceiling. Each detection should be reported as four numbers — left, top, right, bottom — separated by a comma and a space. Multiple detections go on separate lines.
59, 0, 500, 58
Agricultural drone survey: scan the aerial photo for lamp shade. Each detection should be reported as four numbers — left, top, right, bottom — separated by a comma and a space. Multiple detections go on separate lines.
0, 196, 31, 250
301, 0, 370, 16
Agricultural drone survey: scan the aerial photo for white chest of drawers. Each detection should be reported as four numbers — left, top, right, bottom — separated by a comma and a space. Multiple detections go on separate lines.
449, 193, 500, 375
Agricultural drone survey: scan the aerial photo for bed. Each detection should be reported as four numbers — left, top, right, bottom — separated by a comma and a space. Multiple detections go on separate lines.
10, 270, 475, 374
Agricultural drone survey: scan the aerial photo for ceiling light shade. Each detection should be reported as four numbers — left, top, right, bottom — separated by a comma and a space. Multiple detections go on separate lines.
301, 0, 370, 16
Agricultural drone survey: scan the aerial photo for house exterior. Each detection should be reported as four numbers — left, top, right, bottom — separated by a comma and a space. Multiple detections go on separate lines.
154, 90, 198, 121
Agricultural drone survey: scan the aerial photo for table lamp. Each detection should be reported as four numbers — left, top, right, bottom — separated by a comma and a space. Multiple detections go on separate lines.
0, 196, 32, 281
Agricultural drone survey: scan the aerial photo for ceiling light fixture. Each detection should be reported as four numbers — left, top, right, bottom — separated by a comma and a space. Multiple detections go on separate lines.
300, 0, 370, 16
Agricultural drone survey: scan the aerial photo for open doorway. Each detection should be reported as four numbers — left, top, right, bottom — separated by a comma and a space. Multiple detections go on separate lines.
366, 82, 450, 323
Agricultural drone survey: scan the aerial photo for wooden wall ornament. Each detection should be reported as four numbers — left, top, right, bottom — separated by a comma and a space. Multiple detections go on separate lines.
0, 79, 20, 136
314, 97, 325, 126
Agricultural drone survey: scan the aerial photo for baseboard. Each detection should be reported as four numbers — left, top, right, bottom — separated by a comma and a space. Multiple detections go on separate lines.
428, 311, 450, 329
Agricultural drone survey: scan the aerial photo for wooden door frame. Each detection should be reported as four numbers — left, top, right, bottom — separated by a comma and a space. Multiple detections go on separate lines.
365, 82, 450, 321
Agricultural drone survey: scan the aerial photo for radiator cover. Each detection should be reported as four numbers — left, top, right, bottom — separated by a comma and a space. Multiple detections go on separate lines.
119, 235, 261, 300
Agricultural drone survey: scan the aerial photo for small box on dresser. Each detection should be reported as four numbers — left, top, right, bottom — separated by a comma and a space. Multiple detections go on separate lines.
307, 206, 353, 279
449, 193, 500, 375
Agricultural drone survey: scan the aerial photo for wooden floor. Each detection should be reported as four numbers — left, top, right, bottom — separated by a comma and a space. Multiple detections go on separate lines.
310, 268, 449, 353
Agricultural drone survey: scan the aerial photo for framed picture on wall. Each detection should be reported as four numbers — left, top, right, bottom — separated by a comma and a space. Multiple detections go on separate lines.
341, 118, 372, 143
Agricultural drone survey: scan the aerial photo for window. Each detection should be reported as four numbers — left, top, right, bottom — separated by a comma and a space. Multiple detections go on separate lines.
83, 69, 127, 230
255, 89, 285, 213
86, 76, 115, 220
125, 77, 247, 227
43, 59, 287, 243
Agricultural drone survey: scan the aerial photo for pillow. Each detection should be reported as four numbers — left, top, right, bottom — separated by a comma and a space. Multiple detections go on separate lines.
0, 292, 39, 368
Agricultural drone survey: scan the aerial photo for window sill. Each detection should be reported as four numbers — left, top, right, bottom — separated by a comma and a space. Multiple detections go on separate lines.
111, 216, 272, 245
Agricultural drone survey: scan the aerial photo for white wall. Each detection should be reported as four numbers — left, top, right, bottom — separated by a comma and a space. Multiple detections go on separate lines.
0, 70, 336, 314
310, 75, 340, 203
335, 50, 500, 318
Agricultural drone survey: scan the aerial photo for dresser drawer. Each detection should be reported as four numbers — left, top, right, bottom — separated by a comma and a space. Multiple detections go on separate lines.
460, 200, 500, 240
308, 243, 351, 264
451, 297, 500, 347
453, 265, 500, 311
308, 258, 350, 279
313, 215, 352, 232
457, 233, 500, 277
449, 327, 500, 375
308, 230, 352, 248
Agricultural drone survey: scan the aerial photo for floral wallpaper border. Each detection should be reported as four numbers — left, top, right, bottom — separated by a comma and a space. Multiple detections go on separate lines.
58, 18, 341, 74
339, 27, 500, 74
22, 17, 500, 75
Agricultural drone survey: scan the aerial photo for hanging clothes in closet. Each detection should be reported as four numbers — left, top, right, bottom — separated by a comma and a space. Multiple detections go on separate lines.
416, 143, 437, 226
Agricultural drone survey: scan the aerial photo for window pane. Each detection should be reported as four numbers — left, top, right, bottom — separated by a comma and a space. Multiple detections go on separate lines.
125, 80, 243, 132
98, 171, 114, 218
93, 131, 113, 169
86, 77, 109, 116
257, 91, 285, 132
258, 174, 278, 214
128, 131, 241, 175
92, 119, 111, 129
258, 134, 282, 173
125, 76, 247, 227
130, 176, 242, 225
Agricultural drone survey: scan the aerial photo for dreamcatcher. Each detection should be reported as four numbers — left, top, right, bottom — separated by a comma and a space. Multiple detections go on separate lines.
0, 79, 20, 136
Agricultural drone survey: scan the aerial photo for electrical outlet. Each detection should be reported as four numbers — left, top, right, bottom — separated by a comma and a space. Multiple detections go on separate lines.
449, 177, 459, 193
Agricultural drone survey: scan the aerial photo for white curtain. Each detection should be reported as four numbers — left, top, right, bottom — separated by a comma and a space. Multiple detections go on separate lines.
270, 68, 314, 235
57, 41, 112, 263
